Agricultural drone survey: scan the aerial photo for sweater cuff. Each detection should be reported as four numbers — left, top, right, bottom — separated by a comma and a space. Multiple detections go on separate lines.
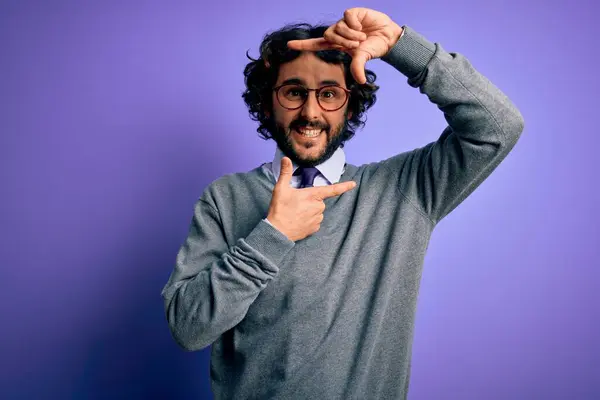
380, 25, 437, 79
242, 219, 295, 269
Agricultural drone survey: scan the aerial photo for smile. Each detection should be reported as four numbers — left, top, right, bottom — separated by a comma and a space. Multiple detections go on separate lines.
294, 127, 324, 138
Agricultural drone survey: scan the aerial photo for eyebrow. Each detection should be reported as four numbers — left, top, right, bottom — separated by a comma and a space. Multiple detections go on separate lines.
280, 77, 343, 86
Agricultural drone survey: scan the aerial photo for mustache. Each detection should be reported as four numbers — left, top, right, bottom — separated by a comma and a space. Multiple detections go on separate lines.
289, 119, 329, 131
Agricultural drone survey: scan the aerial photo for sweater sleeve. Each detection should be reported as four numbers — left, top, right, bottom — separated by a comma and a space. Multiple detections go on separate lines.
380, 26, 525, 225
161, 197, 295, 351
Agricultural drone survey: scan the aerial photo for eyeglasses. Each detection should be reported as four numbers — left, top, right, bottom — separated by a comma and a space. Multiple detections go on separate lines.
273, 84, 351, 112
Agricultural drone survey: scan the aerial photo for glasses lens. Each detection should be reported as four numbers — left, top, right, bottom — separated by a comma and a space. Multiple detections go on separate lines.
317, 86, 347, 111
277, 85, 307, 109
277, 84, 348, 111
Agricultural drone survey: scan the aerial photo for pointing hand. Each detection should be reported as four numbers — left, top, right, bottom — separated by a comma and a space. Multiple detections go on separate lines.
266, 157, 357, 242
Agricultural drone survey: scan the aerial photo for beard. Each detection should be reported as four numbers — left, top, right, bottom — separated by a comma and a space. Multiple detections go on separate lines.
269, 113, 349, 168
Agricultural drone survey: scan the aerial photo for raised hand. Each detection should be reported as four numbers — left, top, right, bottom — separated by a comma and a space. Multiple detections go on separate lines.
266, 157, 357, 242
287, 8, 403, 84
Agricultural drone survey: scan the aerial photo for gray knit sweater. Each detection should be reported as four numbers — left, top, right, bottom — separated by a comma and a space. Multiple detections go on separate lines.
161, 26, 524, 400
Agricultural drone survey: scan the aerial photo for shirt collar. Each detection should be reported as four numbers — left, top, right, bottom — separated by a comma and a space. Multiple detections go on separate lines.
271, 145, 346, 184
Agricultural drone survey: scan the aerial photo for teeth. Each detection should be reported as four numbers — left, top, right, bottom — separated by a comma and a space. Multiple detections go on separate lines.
297, 128, 322, 138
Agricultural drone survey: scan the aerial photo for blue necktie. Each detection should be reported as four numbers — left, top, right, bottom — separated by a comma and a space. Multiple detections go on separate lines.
294, 167, 320, 188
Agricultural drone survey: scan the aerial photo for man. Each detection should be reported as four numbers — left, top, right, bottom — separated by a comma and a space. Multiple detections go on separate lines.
161, 7, 524, 399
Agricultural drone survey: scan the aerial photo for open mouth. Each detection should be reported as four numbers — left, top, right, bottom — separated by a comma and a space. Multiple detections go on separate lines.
293, 127, 325, 138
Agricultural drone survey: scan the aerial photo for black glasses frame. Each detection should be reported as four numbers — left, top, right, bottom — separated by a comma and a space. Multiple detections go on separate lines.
272, 83, 351, 112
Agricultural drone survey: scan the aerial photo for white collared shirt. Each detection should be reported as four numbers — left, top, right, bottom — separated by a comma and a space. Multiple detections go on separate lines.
267, 146, 346, 187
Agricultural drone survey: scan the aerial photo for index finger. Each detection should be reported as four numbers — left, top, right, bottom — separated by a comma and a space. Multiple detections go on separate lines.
287, 38, 341, 51
307, 181, 357, 200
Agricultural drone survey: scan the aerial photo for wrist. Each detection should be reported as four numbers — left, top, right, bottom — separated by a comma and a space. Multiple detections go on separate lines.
389, 23, 404, 47
266, 214, 292, 241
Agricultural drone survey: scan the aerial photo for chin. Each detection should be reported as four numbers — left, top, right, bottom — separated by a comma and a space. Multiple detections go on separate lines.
292, 146, 325, 163
273, 124, 343, 167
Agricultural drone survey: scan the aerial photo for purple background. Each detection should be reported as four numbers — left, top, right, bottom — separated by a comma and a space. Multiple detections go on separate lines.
1, 0, 598, 398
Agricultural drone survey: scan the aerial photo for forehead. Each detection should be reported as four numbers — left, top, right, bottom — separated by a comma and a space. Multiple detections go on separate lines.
275, 52, 346, 86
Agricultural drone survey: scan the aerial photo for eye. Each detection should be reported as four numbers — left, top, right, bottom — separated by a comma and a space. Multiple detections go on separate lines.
321, 90, 336, 98
283, 85, 307, 99
319, 86, 345, 103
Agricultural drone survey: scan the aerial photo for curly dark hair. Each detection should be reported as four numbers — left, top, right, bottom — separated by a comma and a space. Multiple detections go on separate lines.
242, 23, 379, 147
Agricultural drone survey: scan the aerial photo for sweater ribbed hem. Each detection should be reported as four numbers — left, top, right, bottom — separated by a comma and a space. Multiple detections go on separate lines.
242, 219, 295, 273
381, 25, 437, 79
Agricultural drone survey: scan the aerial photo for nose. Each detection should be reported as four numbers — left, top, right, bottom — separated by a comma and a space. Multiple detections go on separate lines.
300, 91, 321, 120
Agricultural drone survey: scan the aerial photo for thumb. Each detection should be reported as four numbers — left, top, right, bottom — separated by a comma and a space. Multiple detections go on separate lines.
351, 50, 370, 84
276, 157, 293, 187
